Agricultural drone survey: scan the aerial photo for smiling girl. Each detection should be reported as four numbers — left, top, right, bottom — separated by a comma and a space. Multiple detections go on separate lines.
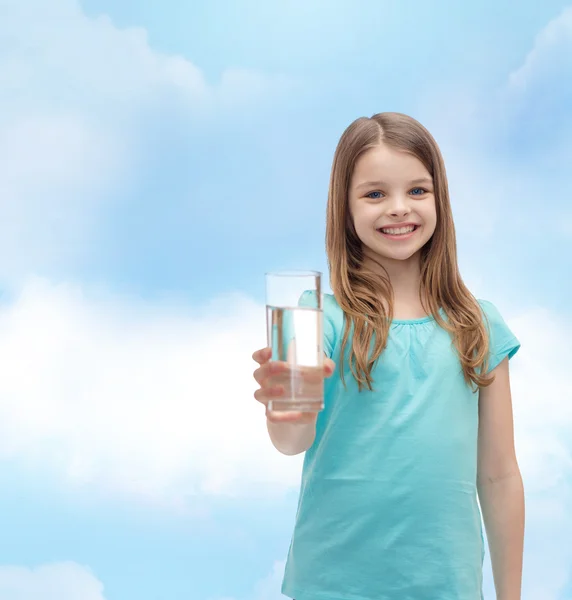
252, 112, 525, 600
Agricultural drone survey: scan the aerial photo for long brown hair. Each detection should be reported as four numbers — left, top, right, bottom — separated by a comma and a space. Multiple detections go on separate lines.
326, 112, 491, 391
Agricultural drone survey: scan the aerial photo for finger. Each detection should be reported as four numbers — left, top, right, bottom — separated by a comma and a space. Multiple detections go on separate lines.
266, 409, 317, 424
254, 385, 284, 405
252, 347, 272, 365
253, 360, 288, 385
253, 365, 268, 385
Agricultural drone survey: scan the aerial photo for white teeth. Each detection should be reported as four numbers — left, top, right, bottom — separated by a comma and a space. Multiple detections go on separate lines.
380, 225, 416, 235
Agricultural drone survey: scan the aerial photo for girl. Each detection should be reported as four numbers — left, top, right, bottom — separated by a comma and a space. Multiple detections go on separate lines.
252, 112, 525, 600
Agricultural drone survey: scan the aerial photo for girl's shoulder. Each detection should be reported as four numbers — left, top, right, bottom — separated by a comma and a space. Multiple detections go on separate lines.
323, 293, 345, 329
300, 290, 342, 316
476, 299, 521, 370
476, 299, 517, 337
323, 292, 341, 310
477, 298, 504, 322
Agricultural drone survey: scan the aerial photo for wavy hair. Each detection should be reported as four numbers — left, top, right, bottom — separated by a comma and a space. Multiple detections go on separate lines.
325, 112, 491, 391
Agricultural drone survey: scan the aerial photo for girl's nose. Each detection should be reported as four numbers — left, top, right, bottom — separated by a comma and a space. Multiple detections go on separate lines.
387, 196, 411, 218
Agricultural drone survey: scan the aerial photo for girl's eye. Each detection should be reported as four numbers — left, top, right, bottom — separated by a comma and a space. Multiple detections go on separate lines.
366, 191, 383, 199
410, 187, 427, 196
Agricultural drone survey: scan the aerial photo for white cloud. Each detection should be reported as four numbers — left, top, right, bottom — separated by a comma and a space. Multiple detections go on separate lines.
422, 4, 572, 133
1, 0, 288, 118
0, 0, 294, 285
0, 276, 302, 506
500, 4, 572, 167
0, 562, 105, 600
507, 6, 572, 93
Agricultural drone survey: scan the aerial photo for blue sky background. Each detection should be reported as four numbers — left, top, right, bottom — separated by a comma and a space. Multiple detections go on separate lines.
0, 1, 571, 599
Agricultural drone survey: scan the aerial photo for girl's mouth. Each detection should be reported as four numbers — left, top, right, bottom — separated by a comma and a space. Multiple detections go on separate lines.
377, 224, 419, 239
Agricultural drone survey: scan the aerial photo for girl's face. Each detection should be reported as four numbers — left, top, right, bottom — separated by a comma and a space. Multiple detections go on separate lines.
349, 143, 437, 268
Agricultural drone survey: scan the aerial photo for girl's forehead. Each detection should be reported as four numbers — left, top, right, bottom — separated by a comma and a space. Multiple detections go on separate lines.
352, 145, 431, 185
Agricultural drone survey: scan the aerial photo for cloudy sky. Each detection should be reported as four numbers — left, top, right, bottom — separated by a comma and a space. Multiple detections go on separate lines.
0, 0, 571, 599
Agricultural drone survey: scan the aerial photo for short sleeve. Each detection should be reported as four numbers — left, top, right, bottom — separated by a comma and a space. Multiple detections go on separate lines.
299, 290, 337, 358
479, 300, 521, 373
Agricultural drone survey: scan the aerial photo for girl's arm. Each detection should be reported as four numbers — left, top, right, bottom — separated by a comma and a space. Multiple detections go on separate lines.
477, 357, 525, 600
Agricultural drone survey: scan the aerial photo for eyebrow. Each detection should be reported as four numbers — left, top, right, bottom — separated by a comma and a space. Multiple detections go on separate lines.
354, 177, 433, 190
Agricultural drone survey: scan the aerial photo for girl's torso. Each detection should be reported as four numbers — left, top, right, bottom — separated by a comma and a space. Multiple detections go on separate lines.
282, 293, 519, 600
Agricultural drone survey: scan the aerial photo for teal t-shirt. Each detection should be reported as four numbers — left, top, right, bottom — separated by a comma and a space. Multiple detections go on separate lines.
281, 292, 520, 600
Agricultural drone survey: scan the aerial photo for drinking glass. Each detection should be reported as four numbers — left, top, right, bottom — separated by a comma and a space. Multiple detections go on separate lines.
265, 270, 324, 413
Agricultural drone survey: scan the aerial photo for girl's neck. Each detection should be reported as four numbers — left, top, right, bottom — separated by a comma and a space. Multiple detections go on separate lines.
363, 252, 427, 320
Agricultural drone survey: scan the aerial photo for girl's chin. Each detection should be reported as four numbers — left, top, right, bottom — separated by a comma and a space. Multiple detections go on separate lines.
361, 248, 423, 267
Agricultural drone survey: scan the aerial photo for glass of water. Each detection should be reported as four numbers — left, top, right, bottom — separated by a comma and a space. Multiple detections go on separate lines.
265, 270, 324, 413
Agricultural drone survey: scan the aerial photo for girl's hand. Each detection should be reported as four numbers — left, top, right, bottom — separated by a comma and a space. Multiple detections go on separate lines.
252, 347, 336, 424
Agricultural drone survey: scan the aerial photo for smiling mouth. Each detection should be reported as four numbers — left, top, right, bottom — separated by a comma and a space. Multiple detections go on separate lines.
377, 225, 419, 236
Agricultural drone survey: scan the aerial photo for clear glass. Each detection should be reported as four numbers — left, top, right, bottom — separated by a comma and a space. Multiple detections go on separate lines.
265, 270, 324, 413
